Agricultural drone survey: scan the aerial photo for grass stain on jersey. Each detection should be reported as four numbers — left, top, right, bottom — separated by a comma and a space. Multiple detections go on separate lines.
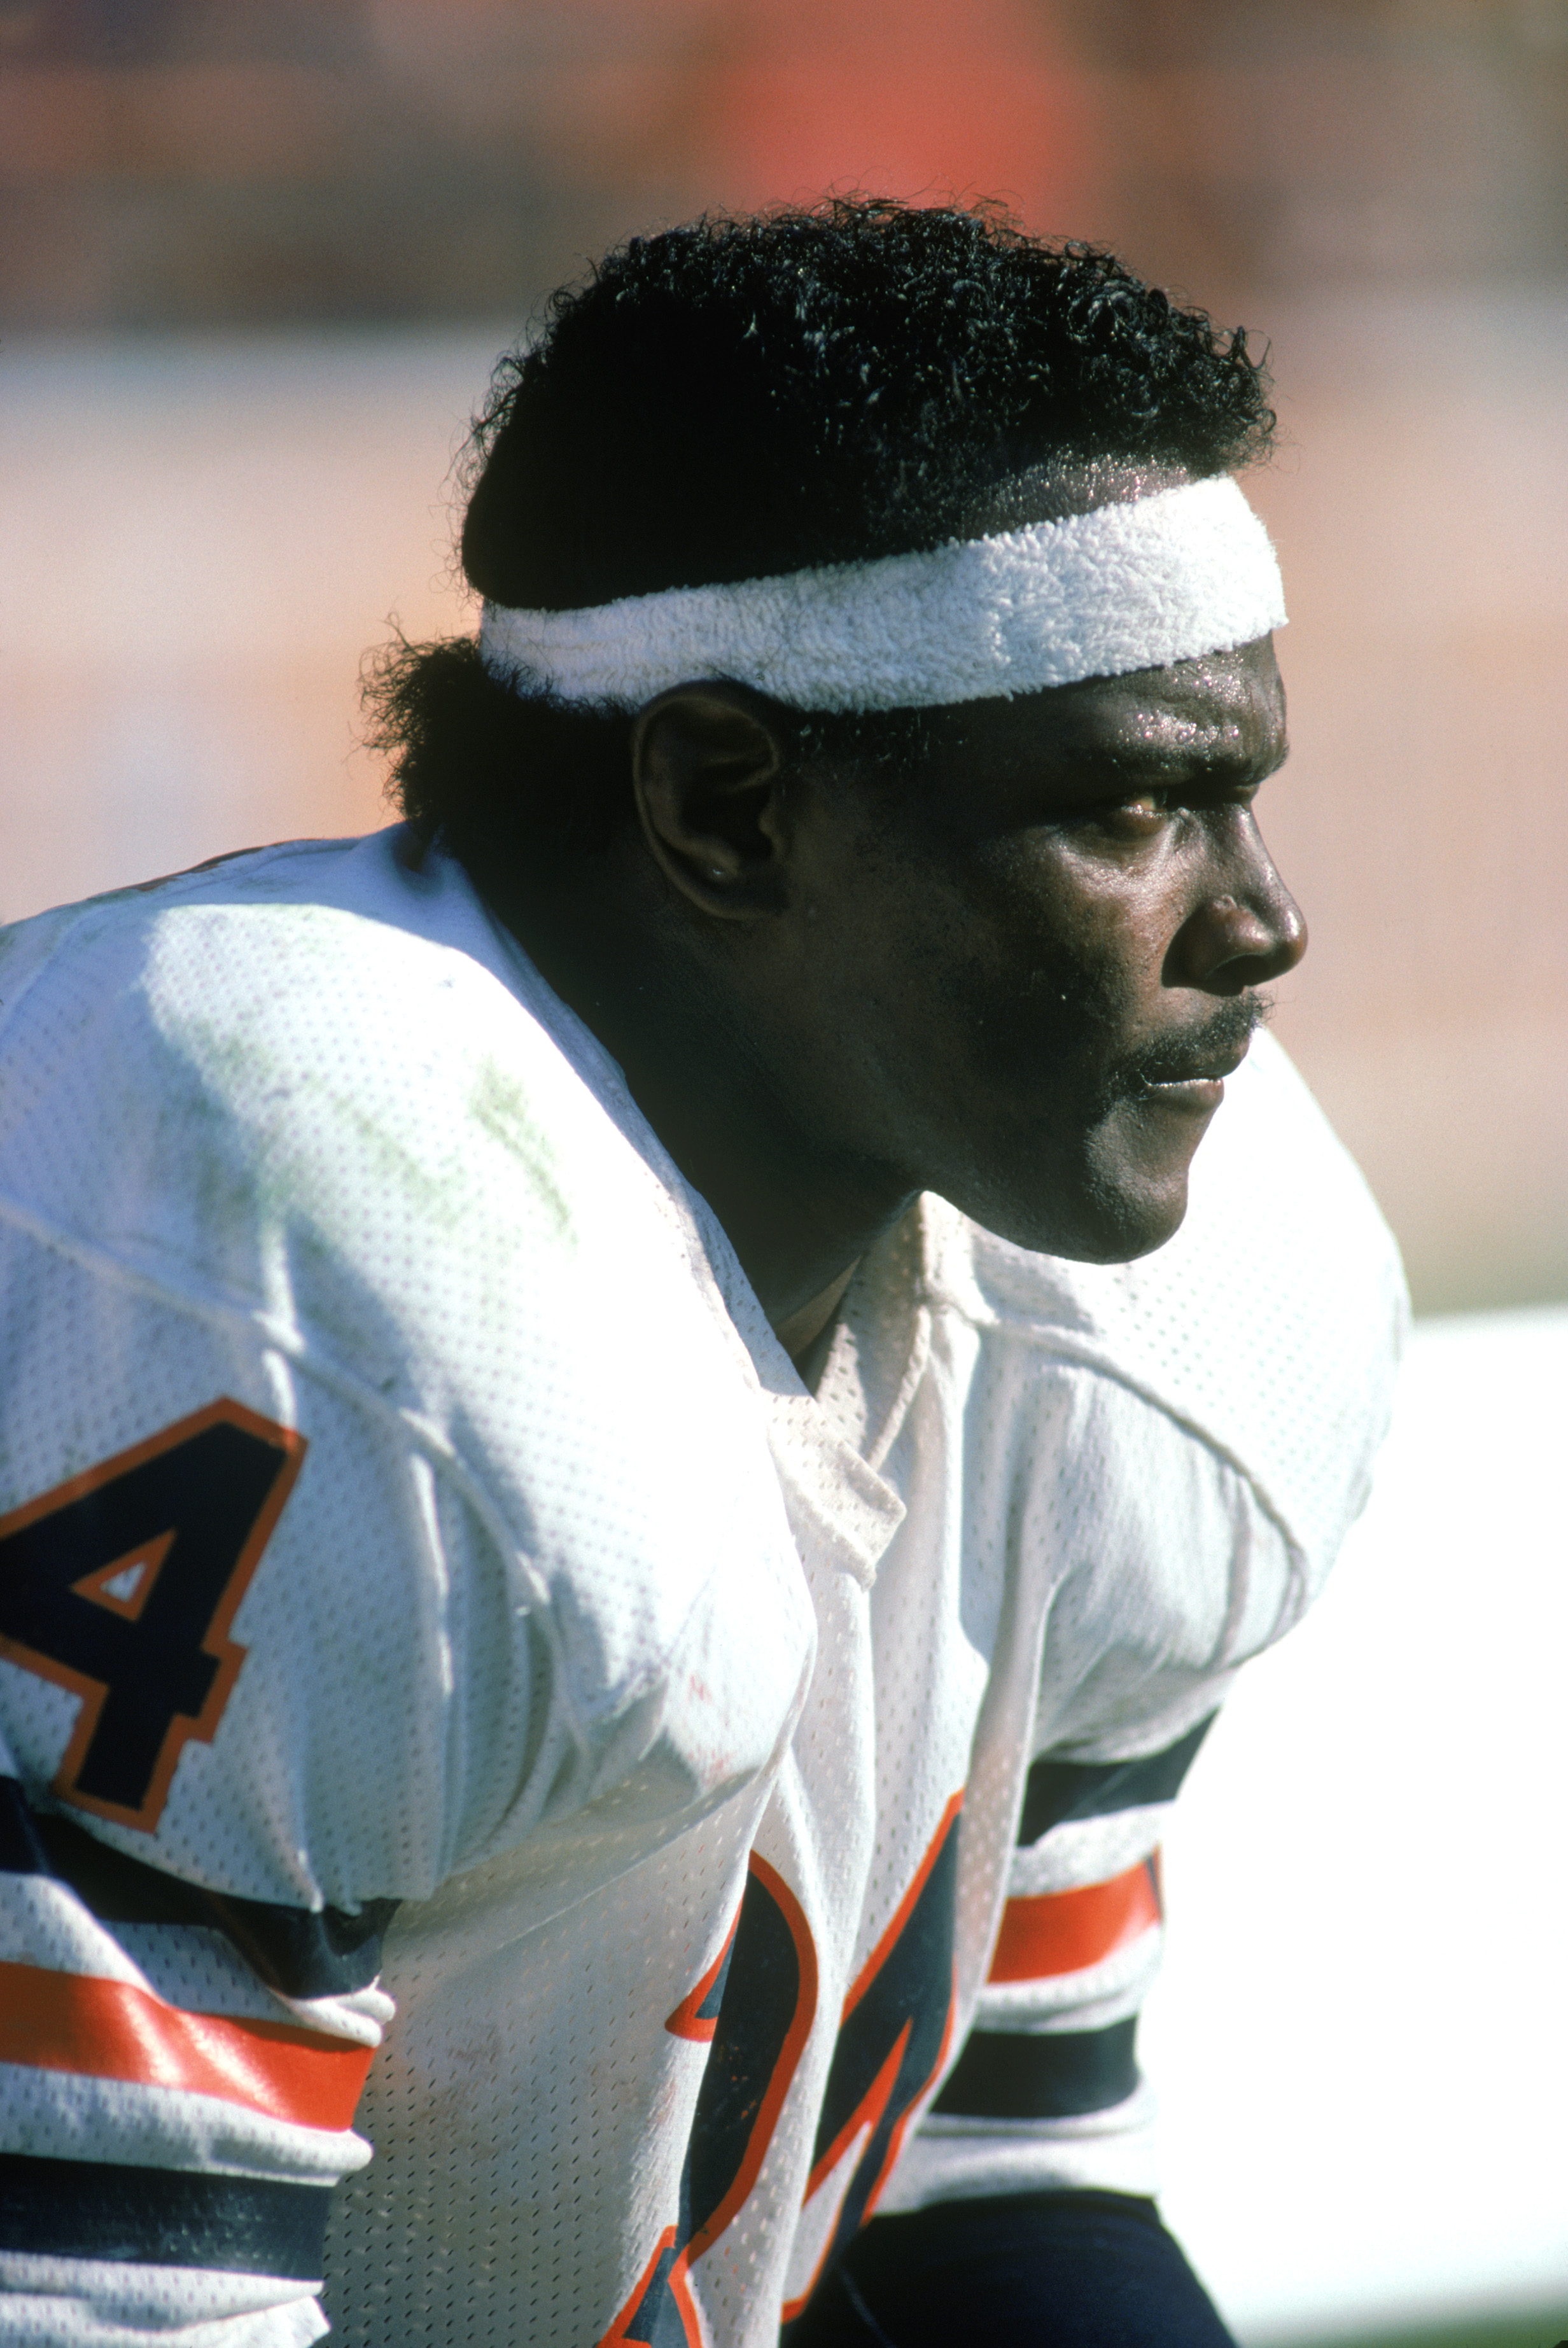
467, 1060, 573, 1240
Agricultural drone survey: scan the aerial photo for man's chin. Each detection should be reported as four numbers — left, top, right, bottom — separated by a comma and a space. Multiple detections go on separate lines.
947, 1161, 1193, 1266
934, 1090, 1221, 1263
1065, 1187, 1191, 1265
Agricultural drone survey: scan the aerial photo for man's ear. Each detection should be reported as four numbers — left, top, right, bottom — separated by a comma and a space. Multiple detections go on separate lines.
630, 683, 792, 918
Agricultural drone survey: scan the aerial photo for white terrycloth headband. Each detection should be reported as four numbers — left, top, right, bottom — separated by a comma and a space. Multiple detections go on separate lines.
478, 473, 1284, 716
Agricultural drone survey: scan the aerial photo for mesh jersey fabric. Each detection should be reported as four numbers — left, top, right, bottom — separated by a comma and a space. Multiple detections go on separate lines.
0, 827, 1407, 2347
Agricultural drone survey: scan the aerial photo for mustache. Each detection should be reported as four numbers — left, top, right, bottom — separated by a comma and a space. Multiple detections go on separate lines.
1110, 993, 1272, 1098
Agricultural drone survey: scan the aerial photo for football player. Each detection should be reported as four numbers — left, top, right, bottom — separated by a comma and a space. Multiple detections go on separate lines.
0, 200, 1404, 2345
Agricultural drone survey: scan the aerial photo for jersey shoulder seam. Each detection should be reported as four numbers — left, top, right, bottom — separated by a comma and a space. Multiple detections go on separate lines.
925, 1298, 1311, 1633
0, 1184, 592, 1725
0, 1182, 780, 1758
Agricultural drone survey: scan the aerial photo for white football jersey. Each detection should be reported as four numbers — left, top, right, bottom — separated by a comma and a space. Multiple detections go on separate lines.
0, 829, 1405, 2346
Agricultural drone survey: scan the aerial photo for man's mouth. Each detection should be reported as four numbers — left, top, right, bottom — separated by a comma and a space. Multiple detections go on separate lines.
1138, 1041, 1250, 1092
1136, 1069, 1231, 1114
1114, 997, 1269, 1105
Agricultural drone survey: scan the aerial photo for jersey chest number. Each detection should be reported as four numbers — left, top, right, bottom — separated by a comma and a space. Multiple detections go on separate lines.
606, 1798, 962, 2345
0, 1399, 304, 1831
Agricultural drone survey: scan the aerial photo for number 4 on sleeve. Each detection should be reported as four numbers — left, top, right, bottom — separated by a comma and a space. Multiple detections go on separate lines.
0, 1401, 305, 1833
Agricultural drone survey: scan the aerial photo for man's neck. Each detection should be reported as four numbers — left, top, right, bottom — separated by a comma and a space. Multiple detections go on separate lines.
488, 866, 915, 1343
773, 1259, 860, 1376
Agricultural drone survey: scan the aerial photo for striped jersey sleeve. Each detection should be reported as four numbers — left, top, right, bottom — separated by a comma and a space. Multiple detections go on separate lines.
918, 1717, 1214, 2196
0, 1734, 393, 2343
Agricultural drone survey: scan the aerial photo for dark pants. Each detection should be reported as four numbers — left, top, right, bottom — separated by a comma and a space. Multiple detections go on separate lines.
787, 2191, 1238, 2347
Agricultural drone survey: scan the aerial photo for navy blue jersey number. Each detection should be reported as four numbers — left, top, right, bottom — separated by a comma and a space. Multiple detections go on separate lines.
604, 1799, 962, 2345
0, 1401, 304, 1831
783, 1792, 962, 2324
604, 1853, 818, 2347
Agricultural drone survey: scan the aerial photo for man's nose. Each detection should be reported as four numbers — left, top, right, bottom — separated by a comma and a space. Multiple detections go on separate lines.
1164, 825, 1308, 995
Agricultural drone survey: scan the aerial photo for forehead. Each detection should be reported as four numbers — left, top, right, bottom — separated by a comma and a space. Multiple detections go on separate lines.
940, 634, 1288, 779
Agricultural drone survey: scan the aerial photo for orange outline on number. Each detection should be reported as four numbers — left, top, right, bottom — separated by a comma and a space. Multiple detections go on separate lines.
600, 1855, 820, 2345
0, 1397, 305, 1834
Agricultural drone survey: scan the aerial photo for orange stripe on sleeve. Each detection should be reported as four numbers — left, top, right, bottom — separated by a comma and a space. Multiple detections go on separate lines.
0, 1959, 375, 2130
988, 1857, 1161, 1985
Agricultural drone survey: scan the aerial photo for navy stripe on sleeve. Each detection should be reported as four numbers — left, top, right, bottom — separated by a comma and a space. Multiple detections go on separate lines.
0, 2151, 331, 2277
1, 1775, 396, 1997
1016, 1716, 1216, 1845
0, 1774, 51, 1875
930, 2019, 1140, 2121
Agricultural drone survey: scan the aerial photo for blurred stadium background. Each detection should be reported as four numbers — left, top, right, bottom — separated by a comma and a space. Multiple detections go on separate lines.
1, 4, 1565, 2342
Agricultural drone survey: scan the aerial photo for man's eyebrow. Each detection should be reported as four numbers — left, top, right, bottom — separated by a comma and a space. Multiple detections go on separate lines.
1097, 725, 1289, 783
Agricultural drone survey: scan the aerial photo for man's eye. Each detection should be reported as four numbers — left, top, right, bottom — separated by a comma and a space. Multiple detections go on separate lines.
1103, 792, 1170, 833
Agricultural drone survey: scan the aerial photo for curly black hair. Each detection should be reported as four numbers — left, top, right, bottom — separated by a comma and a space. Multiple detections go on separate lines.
368, 198, 1275, 865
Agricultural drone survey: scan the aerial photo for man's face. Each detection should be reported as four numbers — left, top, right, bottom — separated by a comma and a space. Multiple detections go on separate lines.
777, 632, 1303, 1262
